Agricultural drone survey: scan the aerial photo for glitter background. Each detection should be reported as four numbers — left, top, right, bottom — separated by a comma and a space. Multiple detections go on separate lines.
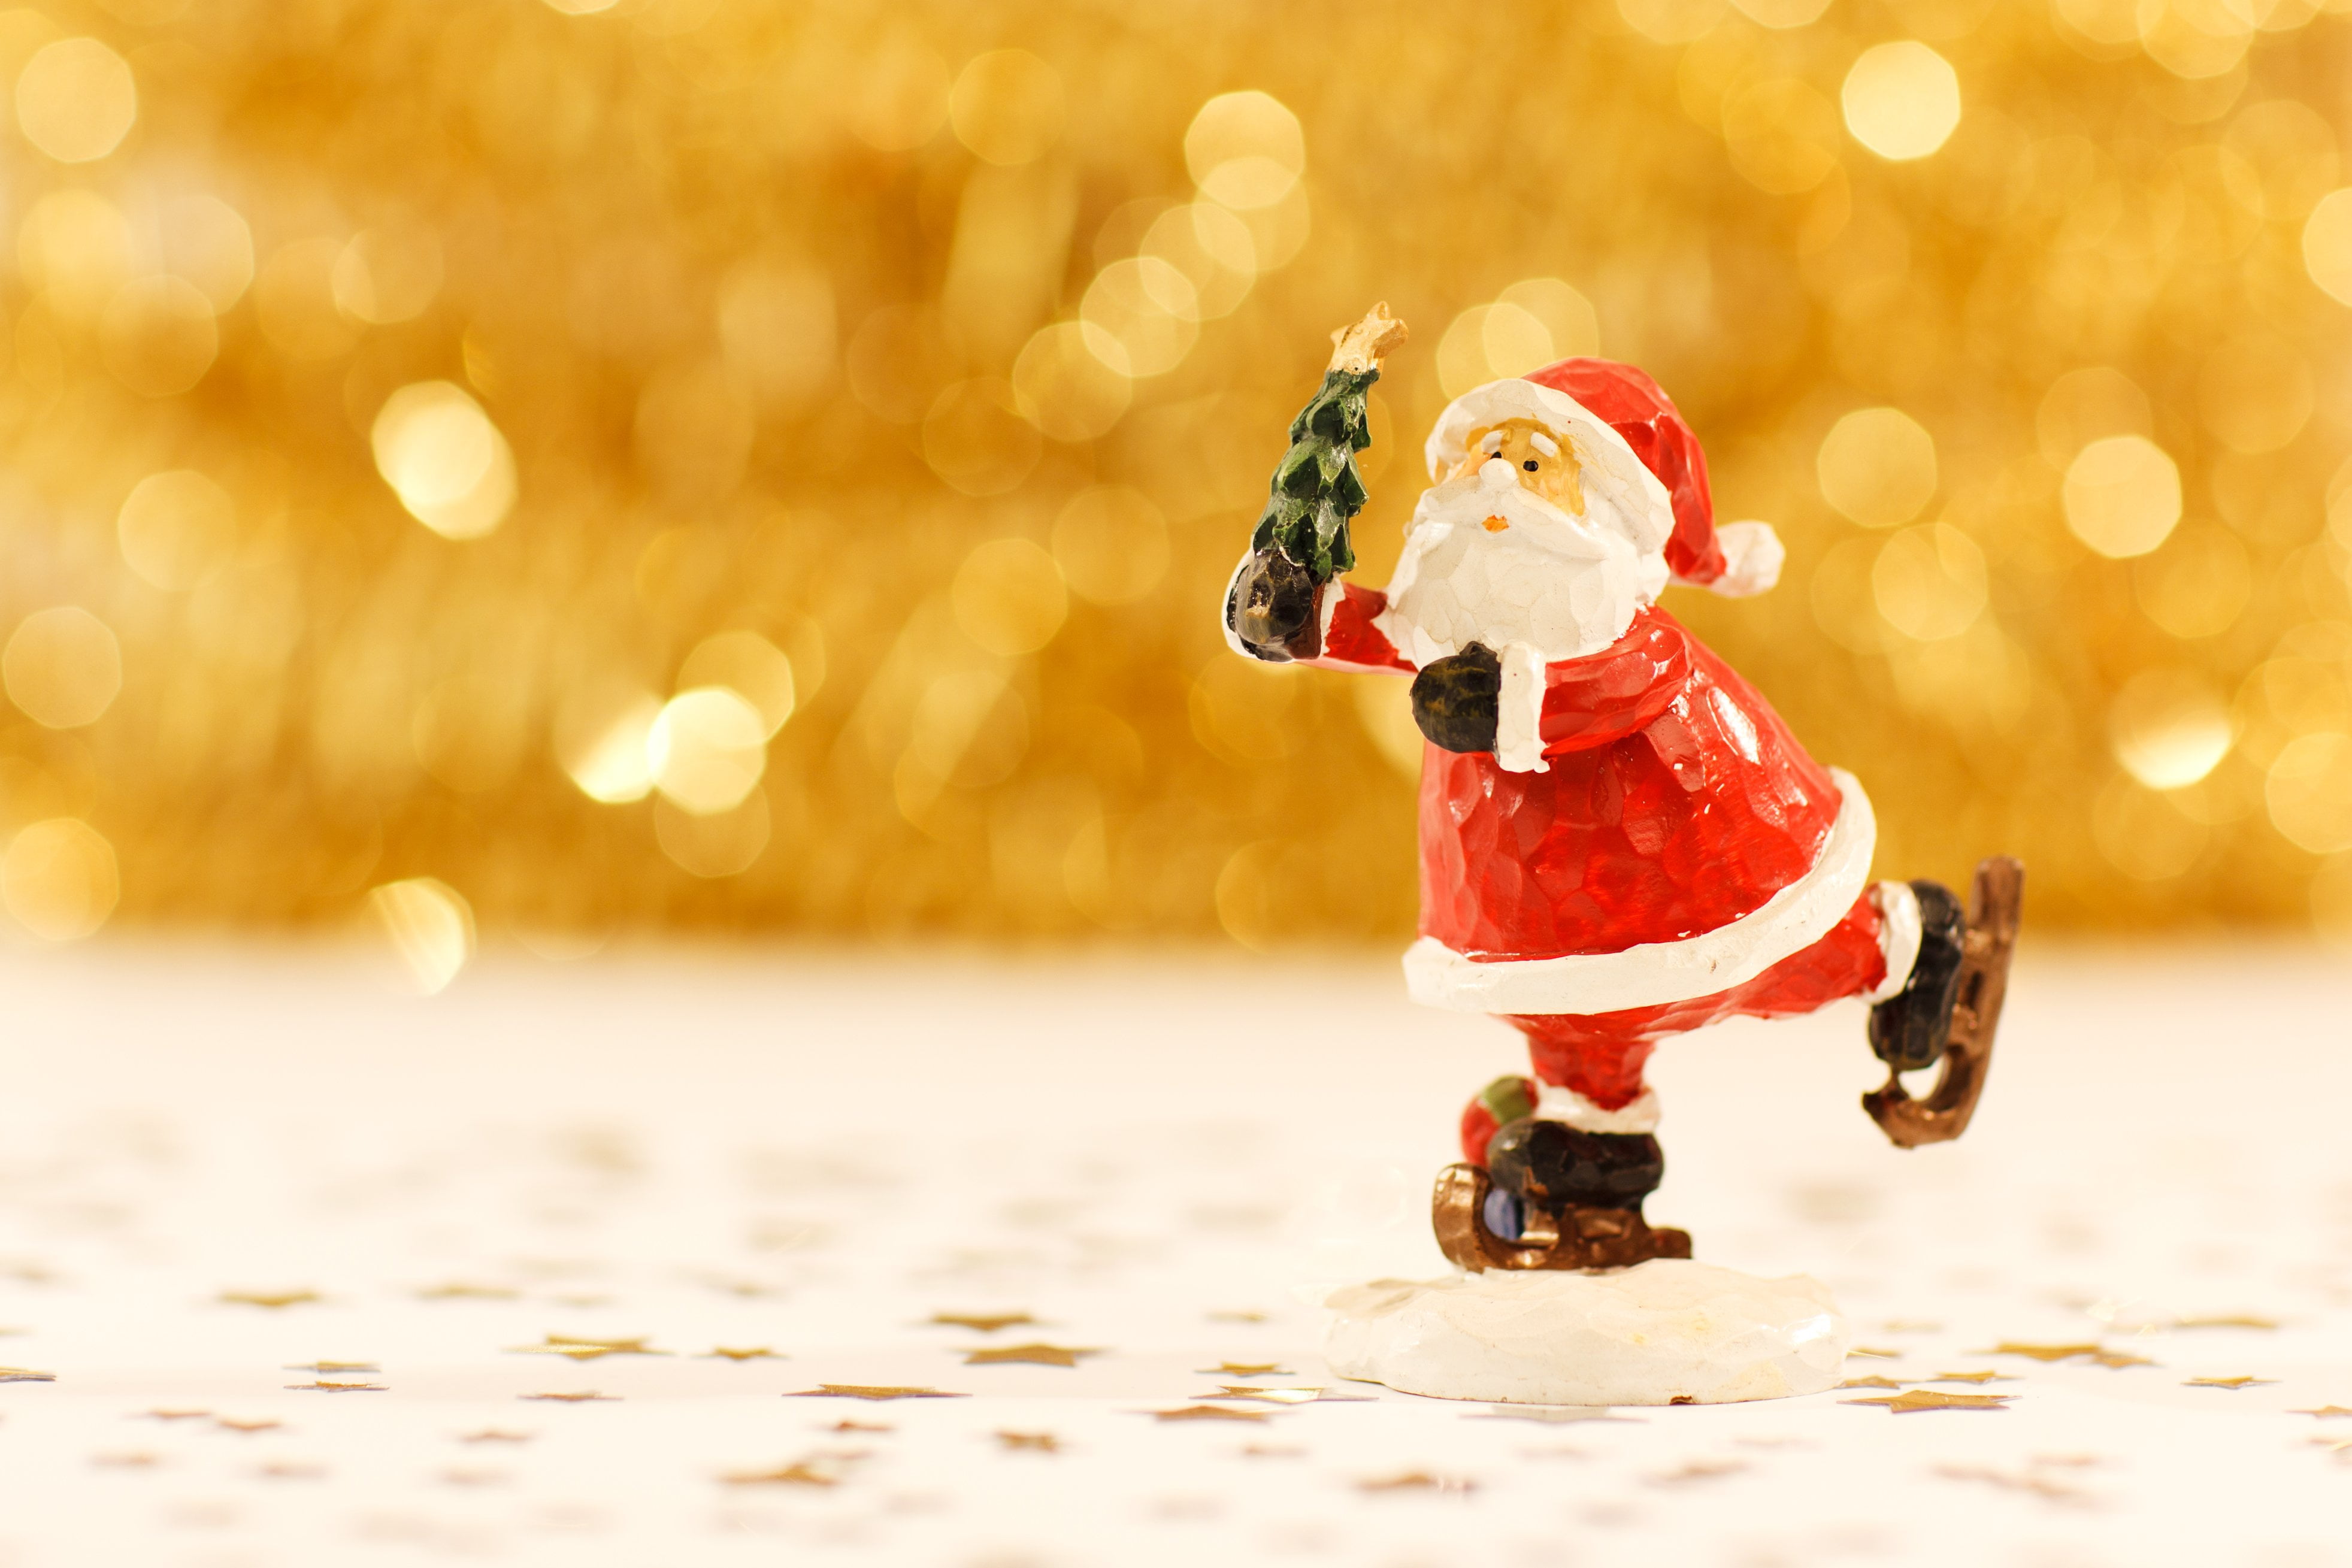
2, 0, 2351, 961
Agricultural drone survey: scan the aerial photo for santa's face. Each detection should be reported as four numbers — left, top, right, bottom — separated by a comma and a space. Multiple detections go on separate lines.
1381, 428, 1662, 668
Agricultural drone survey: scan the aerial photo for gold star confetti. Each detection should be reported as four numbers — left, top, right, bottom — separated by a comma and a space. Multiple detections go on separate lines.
1882, 1321, 1942, 1333
1242, 1444, 1306, 1458
1982, 1342, 2153, 1369
214, 1418, 283, 1433
92, 1452, 160, 1469
1648, 1459, 1748, 1487
256, 1461, 328, 1481
1195, 1385, 1376, 1404
704, 1347, 783, 1362
1838, 1376, 1912, 1390
218, 1289, 319, 1309
1467, 1405, 1639, 1425
995, 1431, 1061, 1452
2184, 1376, 2277, 1390
1198, 1362, 1291, 1376
1846, 1346, 1902, 1359
1842, 1390, 2015, 1414
1360, 1471, 1476, 1494
509, 1334, 669, 1361
417, 1284, 519, 1301
962, 1343, 1100, 1368
519, 1391, 617, 1403
1927, 1371, 2017, 1385
439, 1468, 508, 1487
459, 1430, 532, 1444
143, 1409, 210, 1422
1935, 1463, 2090, 1505
284, 1380, 388, 1393
0, 1367, 57, 1384
283, 1362, 378, 1375
722, 1461, 837, 1487
789, 1385, 968, 1401
829, 1420, 892, 1434
2306, 1437, 2352, 1459
1207, 1310, 1268, 1324
928, 1313, 1035, 1333
1148, 1405, 1272, 1423
2175, 1315, 2279, 1330
2290, 1406, 2352, 1419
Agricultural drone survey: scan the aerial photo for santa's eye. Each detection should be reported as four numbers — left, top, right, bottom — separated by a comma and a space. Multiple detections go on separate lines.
1522, 459, 1538, 471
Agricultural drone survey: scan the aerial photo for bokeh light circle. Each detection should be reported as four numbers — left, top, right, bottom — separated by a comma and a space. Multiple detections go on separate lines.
2, 819, 119, 942
2063, 435, 2181, 558
4, 607, 122, 729
1842, 43, 1961, 162
16, 38, 137, 163
371, 382, 516, 539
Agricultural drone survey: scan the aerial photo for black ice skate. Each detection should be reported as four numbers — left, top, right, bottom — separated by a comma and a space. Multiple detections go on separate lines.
1433, 1118, 1693, 1273
1863, 856, 2023, 1148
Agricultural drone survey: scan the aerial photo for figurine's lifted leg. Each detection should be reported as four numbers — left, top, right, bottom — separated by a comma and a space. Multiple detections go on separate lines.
1431, 867, 2020, 1272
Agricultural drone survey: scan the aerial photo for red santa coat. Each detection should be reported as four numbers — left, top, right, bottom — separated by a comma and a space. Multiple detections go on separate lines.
1302, 359, 1880, 1022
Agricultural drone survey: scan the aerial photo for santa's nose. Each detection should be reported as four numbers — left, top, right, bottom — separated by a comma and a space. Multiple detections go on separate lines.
1478, 456, 1517, 492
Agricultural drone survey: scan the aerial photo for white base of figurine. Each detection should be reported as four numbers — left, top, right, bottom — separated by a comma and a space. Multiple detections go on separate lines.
1322, 1260, 1849, 1406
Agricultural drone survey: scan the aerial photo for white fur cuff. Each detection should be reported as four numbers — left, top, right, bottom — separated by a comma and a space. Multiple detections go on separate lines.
1535, 1083, 1660, 1134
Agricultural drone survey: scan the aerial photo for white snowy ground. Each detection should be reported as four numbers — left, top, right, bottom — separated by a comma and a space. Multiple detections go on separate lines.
0, 941, 2346, 1567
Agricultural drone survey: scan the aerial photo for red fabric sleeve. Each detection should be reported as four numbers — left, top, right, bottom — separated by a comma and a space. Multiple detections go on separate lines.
1536, 608, 1693, 756
1309, 581, 1415, 674
1522, 358, 1725, 587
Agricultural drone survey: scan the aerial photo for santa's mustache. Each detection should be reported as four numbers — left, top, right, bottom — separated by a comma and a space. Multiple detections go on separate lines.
1410, 474, 1619, 562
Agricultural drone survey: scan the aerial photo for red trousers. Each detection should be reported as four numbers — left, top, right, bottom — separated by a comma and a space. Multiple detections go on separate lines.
1507, 889, 1888, 1111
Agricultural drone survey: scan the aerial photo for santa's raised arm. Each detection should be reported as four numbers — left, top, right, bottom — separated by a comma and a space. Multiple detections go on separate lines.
1221, 310, 2020, 1275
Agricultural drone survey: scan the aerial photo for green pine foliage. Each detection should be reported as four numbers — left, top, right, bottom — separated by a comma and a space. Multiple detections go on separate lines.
1250, 367, 1379, 586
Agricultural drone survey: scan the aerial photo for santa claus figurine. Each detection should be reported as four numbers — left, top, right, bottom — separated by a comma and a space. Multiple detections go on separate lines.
1225, 306, 2021, 1275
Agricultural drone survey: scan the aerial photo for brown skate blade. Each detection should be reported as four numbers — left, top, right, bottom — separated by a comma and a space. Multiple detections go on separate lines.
1431, 1163, 1691, 1273
1863, 856, 2023, 1148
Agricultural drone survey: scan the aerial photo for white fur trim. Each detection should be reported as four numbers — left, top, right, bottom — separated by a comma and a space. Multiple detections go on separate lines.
1534, 1083, 1660, 1134
1696, 520, 1784, 598
1422, 379, 1675, 558
1864, 879, 1921, 1004
1494, 644, 1549, 775
1402, 768, 1876, 1015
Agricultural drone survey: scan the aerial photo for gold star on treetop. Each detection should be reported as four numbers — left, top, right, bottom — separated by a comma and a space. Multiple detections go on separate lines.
1842, 1390, 2015, 1413
1198, 1362, 1291, 1376
789, 1385, 968, 1401
2184, 1376, 2276, 1389
1148, 1404, 1272, 1423
705, 1346, 782, 1361
519, 1391, 616, 1402
928, 1312, 1034, 1333
2290, 1406, 2352, 1419
722, 1462, 835, 1487
996, 1430, 1061, 1452
1838, 1376, 1911, 1390
962, 1343, 1100, 1368
219, 1289, 319, 1309
284, 1380, 387, 1392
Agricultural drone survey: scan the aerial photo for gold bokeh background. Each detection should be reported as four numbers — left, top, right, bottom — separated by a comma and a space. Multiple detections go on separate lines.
4, 0, 2352, 960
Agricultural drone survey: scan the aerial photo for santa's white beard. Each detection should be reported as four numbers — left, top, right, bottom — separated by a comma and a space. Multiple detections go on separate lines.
1379, 466, 1664, 670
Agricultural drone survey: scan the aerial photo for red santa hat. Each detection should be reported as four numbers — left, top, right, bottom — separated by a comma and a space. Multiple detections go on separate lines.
1423, 358, 1761, 593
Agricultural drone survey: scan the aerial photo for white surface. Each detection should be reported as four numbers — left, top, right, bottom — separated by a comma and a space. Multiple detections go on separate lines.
1325, 1261, 1850, 1405
0, 942, 2348, 1566
1402, 767, 1875, 1013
